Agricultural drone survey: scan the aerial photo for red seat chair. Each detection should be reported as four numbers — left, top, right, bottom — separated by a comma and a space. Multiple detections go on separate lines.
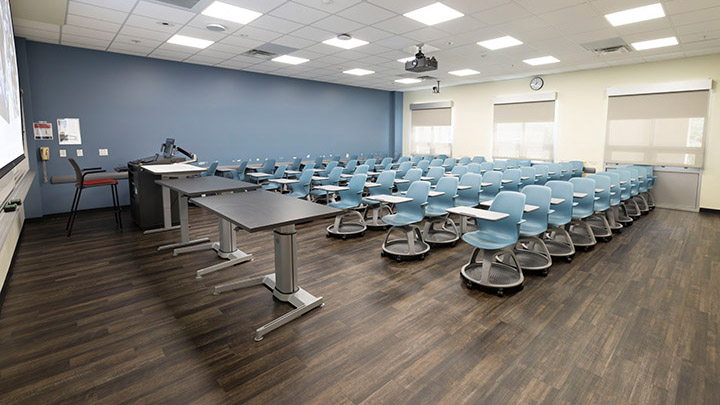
66, 158, 122, 236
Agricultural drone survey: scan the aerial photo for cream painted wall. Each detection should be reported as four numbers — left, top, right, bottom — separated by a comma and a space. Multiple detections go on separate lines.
402, 53, 720, 209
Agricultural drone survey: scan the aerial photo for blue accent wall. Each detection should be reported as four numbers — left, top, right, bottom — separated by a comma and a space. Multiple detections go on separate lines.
18, 40, 401, 217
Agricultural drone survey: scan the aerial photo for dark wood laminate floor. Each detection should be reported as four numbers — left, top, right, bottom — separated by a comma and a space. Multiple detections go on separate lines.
1, 206, 718, 404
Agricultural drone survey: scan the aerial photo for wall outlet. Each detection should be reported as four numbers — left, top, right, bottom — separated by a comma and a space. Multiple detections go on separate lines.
99, 148, 108, 156
59, 149, 67, 157
76, 149, 83, 157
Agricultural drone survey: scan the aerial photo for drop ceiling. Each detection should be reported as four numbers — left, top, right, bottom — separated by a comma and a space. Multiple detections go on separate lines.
11, 0, 720, 91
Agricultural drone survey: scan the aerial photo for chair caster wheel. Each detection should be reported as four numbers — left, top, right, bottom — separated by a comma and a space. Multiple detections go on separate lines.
496, 289, 504, 297
360, 232, 365, 237
326, 233, 331, 238
419, 254, 425, 260
380, 252, 386, 257
541, 270, 548, 277
451, 241, 458, 247
342, 235, 347, 240
600, 236, 612, 243
395, 256, 402, 262
465, 281, 474, 289
564, 255, 574, 263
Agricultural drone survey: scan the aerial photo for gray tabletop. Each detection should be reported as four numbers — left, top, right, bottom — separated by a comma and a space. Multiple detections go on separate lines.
190, 190, 342, 233
156, 176, 260, 196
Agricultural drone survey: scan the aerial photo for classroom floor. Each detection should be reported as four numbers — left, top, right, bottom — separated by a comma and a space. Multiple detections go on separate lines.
0, 204, 718, 404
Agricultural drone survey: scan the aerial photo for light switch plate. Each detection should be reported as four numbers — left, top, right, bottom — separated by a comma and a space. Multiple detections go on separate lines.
99, 148, 108, 156
59, 149, 66, 157
76, 149, 83, 157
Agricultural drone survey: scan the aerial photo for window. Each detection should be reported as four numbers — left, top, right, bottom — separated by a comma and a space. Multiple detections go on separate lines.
410, 102, 453, 156
605, 89, 709, 167
492, 99, 555, 161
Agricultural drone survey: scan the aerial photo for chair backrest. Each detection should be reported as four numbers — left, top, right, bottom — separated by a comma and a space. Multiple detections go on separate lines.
471, 156, 485, 164
625, 167, 640, 195
614, 169, 632, 200
68, 158, 83, 185
303, 162, 316, 171
364, 158, 376, 169
290, 168, 314, 196
424, 155, 434, 161
349, 154, 358, 160
570, 177, 596, 218
560, 162, 574, 181
443, 157, 456, 171
502, 168, 522, 192
313, 156, 324, 168
455, 173, 482, 207
428, 176, 459, 213
545, 180, 574, 226
232, 161, 248, 181
398, 156, 410, 164
533, 164, 549, 185
202, 160, 219, 177
451, 165, 467, 176
493, 160, 507, 172
332, 155, 341, 162
506, 159, 519, 169
262, 159, 276, 174
480, 161, 494, 173
344, 159, 358, 172
397, 180, 430, 222
480, 170, 503, 197
467, 163, 481, 173
411, 155, 423, 165
429, 158, 444, 167
271, 164, 287, 179
486, 191, 526, 243
416, 160, 430, 174
519, 166, 536, 189
380, 157, 393, 170
570, 160, 583, 177
596, 172, 620, 206
321, 160, 338, 175
322, 166, 343, 185
355, 164, 369, 174
370, 170, 396, 196
396, 161, 413, 177
437, 154, 448, 161
426, 167, 444, 185
338, 174, 367, 206
458, 157, 471, 165
547, 163, 562, 181
289, 157, 302, 171
518, 159, 532, 167
587, 174, 610, 212
521, 185, 551, 234
404, 168, 422, 182
633, 166, 648, 192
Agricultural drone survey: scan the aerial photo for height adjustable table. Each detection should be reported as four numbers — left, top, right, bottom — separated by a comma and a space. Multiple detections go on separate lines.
154, 177, 260, 256
141, 164, 207, 234
191, 191, 341, 341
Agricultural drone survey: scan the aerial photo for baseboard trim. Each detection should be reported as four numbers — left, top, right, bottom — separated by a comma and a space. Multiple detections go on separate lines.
699, 207, 720, 214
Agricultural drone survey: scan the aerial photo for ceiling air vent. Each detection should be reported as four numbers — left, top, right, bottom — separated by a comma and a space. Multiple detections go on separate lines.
581, 38, 633, 55
242, 49, 278, 59
242, 43, 299, 60
154, 0, 201, 9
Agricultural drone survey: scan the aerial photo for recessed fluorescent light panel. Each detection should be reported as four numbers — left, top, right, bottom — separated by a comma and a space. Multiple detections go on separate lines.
397, 56, 415, 63
631, 36, 678, 50
272, 55, 309, 65
605, 3, 665, 27
344, 68, 374, 76
477, 36, 523, 50
202, 1, 262, 25
403, 2, 464, 26
449, 69, 480, 76
523, 56, 560, 66
167, 34, 213, 49
395, 78, 422, 84
322, 37, 369, 49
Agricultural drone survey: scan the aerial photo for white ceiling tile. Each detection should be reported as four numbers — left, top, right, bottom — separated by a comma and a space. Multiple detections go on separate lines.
622, 28, 678, 43
185, 54, 226, 64
74, 0, 138, 12
514, 0, 587, 14
67, 1, 128, 24
62, 33, 112, 48
218, 35, 264, 49
269, 2, 330, 25
365, 0, 435, 15
292, 0, 361, 13
684, 46, 720, 57
674, 20, 720, 36
125, 14, 180, 34
175, 25, 227, 41
114, 33, 163, 48
133, 1, 195, 24
271, 35, 316, 49
434, 16, 487, 35
589, 0, 666, 15
302, 43, 343, 55
66, 14, 122, 33
373, 15, 426, 35
248, 15, 303, 34
206, 41, 249, 54
14, 27, 60, 41
680, 37, 720, 50
148, 51, 186, 61
216, 58, 256, 69
670, 6, 720, 26
443, 0, 511, 14
374, 35, 419, 51
195, 48, 235, 59
291, 26, 336, 42
62, 25, 117, 41
405, 27, 451, 43
184, 14, 243, 35
551, 16, 612, 35
62, 41, 108, 51
119, 25, 173, 41
350, 26, 393, 42
352, 43, 392, 56
337, 2, 395, 25
21, 36, 60, 45
565, 28, 621, 44
218, 0, 287, 13
108, 40, 154, 54
312, 15, 365, 34
473, 3, 534, 25
12, 18, 60, 33
107, 46, 149, 56
234, 25, 284, 42
314, 54, 352, 65
613, 18, 673, 36
664, 0, 720, 14
153, 43, 196, 56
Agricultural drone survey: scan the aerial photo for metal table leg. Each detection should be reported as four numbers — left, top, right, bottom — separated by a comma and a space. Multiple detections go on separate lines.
194, 216, 252, 278
213, 224, 323, 341
144, 174, 185, 234
158, 194, 210, 251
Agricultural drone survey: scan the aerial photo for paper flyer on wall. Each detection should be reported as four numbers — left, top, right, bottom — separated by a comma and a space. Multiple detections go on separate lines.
33, 121, 53, 140
57, 118, 82, 145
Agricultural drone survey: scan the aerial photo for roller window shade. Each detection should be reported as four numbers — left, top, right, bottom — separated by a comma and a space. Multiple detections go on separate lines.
492, 101, 555, 160
410, 107, 453, 156
605, 90, 709, 168
411, 108, 452, 126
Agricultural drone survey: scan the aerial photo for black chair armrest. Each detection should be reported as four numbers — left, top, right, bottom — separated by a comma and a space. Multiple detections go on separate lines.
82, 167, 103, 172
81, 169, 107, 182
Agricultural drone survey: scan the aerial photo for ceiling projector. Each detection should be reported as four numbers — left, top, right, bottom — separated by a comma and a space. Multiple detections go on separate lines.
405, 46, 438, 73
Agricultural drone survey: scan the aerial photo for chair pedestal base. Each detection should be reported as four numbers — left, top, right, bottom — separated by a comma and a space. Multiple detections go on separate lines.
587, 212, 613, 240
644, 191, 655, 209
364, 203, 392, 230
326, 210, 366, 239
461, 247, 524, 297
607, 206, 623, 232
568, 219, 597, 249
422, 215, 459, 247
618, 203, 635, 225
381, 225, 430, 261
633, 195, 650, 214
507, 236, 552, 273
